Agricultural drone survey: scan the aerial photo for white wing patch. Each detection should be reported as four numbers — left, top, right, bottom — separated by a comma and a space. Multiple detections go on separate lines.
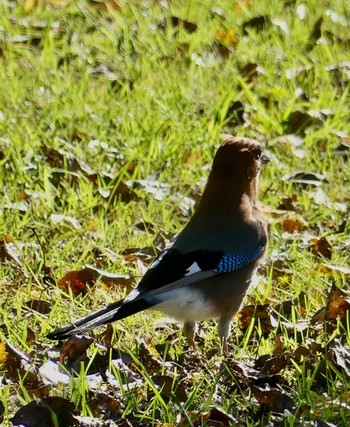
123, 288, 140, 303
185, 262, 201, 277
148, 249, 168, 270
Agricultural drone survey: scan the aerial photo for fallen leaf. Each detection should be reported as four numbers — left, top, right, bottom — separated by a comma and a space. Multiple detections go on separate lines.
297, 4, 307, 20
242, 15, 271, 34
282, 171, 327, 188
126, 178, 169, 201
25, 300, 51, 314
325, 284, 350, 326
11, 397, 76, 427
88, 63, 118, 81
4, 339, 40, 386
58, 268, 96, 295
311, 236, 332, 259
234, 0, 254, 13
84, 264, 131, 284
252, 385, 296, 413
50, 213, 81, 230
273, 18, 290, 35
150, 375, 188, 402
276, 212, 307, 233
274, 292, 308, 319
39, 360, 71, 385
137, 338, 163, 373
0, 236, 22, 266
221, 359, 259, 388
59, 335, 94, 370
87, 391, 122, 421
259, 353, 291, 375
170, 16, 198, 33
44, 146, 95, 177
329, 340, 350, 377
178, 407, 235, 427
4, 34, 42, 46
282, 110, 322, 135
107, 180, 139, 203
237, 304, 275, 334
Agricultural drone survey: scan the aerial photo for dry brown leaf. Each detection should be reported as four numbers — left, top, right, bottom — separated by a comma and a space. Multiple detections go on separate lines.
44, 146, 94, 176
137, 337, 163, 373
325, 284, 350, 326
59, 335, 94, 367
178, 408, 235, 427
260, 354, 291, 375
306, 16, 323, 50
25, 300, 51, 314
243, 15, 271, 34
237, 304, 275, 334
4, 340, 40, 386
150, 375, 188, 402
221, 359, 259, 388
252, 385, 296, 413
11, 397, 76, 427
108, 180, 139, 203
277, 212, 307, 233
170, 16, 198, 33
58, 268, 96, 295
274, 292, 308, 319
277, 194, 298, 210
240, 63, 260, 82
311, 236, 332, 259
215, 28, 239, 48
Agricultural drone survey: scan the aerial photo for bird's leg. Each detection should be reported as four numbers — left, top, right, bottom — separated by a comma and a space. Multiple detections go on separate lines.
183, 321, 197, 350
218, 318, 231, 355
222, 338, 229, 355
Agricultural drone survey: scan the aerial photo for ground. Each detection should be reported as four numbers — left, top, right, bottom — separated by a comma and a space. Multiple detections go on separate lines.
0, 0, 349, 426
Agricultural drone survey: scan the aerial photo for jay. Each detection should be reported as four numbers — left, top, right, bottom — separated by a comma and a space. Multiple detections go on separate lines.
47, 135, 269, 349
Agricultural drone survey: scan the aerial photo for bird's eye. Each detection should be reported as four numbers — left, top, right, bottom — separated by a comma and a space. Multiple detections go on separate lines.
253, 148, 262, 159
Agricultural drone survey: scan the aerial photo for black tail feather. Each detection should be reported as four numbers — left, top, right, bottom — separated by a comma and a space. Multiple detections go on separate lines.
47, 298, 152, 340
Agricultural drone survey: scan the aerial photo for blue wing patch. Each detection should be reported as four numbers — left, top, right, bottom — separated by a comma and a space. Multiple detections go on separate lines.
214, 246, 264, 273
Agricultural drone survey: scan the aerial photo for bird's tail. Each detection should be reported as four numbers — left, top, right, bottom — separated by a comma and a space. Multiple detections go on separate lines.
46, 298, 151, 340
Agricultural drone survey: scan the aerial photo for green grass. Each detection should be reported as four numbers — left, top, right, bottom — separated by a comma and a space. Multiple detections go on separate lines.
0, 0, 350, 425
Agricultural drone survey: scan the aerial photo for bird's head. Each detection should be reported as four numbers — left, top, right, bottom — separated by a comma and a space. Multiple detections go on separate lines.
199, 134, 269, 210
214, 134, 269, 181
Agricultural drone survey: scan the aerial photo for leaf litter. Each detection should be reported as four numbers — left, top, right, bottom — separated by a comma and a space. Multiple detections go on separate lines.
1, 1, 350, 425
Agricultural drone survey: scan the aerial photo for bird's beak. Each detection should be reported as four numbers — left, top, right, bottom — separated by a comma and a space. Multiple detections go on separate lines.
260, 153, 270, 165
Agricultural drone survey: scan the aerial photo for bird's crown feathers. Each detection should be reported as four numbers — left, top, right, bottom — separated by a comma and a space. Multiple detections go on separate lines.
219, 134, 263, 154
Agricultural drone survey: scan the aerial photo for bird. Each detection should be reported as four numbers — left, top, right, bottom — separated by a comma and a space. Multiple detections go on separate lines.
47, 134, 269, 350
